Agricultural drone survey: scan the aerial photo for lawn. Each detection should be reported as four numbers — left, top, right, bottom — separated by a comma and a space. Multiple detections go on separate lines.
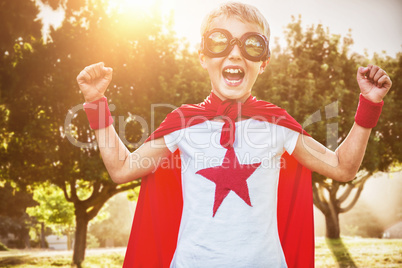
0, 248, 125, 268
315, 237, 402, 268
0, 237, 401, 267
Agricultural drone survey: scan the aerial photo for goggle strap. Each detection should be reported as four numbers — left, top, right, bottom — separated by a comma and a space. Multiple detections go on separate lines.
200, 36, 205, 51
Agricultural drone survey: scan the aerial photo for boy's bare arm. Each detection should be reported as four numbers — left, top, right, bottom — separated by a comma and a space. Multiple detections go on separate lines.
77, 62, 171, 184
95, 126, 171, 184
292, 64, 392, 182
293, 124, 370, 182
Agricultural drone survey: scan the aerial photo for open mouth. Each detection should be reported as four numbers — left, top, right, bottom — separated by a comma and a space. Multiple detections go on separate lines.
222, 66, 245, 85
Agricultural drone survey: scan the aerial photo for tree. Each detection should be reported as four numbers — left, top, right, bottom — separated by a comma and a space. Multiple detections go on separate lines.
26, 182, 75, 249
311, 52, 401, 239
0, 182, 37, 248
254, 16, 401, 239
43, 2, 206, 265
1, 0, 208, 267
0, 0, 43, 248
0, 0, 41, 53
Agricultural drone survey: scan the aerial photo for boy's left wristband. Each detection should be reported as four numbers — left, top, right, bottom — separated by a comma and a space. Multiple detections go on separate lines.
354, 94, 383, 129
83, 97, 114, 130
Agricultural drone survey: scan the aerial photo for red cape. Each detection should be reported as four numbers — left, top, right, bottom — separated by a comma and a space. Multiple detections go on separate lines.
123, 93, 314, 268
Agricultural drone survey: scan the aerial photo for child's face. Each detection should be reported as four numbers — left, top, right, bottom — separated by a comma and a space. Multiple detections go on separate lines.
199, 16, 268, 102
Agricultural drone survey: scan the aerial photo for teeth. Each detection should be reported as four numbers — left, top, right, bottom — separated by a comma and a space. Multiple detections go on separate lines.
224, 68, 243, 74
226, 78, 242, 83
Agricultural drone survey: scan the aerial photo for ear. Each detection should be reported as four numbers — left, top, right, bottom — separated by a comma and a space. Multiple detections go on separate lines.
199, 50, 208, 70
258, 58, 270, 74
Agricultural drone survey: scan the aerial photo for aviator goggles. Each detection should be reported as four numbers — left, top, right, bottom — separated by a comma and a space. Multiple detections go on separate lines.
201, 28, 271, 62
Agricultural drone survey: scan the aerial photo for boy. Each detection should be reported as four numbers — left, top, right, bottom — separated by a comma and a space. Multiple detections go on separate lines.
76, 2, 392, 267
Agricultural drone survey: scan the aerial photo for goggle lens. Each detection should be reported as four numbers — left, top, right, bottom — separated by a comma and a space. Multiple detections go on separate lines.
207, 32, 228, 53
244, 36, 265, 57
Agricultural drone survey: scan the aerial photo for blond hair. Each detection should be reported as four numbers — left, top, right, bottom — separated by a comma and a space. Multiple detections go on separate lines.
200, 2, 270, 39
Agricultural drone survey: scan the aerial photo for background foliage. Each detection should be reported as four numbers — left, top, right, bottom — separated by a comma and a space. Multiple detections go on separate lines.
0, 0, 400, 266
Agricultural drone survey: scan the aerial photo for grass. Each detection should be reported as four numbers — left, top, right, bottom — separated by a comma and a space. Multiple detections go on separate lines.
0, 254, 124, 268
0, 238, 401, 267
0, 248, 125, 268
315, 237, 402, 268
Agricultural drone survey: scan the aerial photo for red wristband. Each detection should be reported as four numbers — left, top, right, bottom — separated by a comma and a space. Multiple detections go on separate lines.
83, 97, 114, 129
355, 94, 383, 128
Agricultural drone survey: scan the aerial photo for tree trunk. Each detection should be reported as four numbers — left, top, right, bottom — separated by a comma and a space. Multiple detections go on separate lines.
62, 179, 141, 267
73, 208, 89, 268
325, 212, 340, 239
22, 227, 31, 249
67, 227, 72, 250
40, 222, 46, 248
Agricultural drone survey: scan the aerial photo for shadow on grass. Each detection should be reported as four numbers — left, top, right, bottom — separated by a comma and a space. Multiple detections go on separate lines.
326, 238, 357, 268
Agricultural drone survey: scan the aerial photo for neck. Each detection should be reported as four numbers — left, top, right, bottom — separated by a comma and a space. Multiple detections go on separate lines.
212, 90, 251, 103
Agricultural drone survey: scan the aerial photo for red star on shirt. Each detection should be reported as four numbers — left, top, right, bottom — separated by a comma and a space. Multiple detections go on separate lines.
196, 147, 261, 217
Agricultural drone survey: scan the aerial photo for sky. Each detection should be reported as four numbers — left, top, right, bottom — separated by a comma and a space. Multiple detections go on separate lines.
38, 0, 402, 57
169, 0, 402, 57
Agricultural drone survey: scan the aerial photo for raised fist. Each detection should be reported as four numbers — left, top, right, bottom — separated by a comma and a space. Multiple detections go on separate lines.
76, 62, 113, 103
356, 64, 392, 103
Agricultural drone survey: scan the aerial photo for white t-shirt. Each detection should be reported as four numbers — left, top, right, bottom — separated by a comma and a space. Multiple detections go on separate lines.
164, 118, 299, 268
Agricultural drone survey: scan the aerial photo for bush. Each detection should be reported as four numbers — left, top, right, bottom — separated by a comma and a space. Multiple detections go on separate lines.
86, 233, 100, 249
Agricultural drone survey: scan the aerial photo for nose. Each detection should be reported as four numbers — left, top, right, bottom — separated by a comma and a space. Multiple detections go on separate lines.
228, 43, 242, 61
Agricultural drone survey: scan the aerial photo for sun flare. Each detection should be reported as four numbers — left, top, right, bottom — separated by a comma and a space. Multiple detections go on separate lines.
106, 0, 158, 13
